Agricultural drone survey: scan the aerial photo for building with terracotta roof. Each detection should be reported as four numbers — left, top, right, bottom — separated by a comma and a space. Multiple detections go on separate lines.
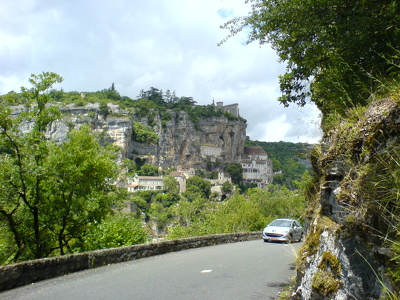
240, 146, 273, 189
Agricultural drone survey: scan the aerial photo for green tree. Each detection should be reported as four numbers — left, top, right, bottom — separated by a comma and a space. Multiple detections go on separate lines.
226, 163, 243, 185
150, 201, 173, 231
131, 122, 159, 144
82, 213, 148, 251
43, 124, 120, 255
99, 101, 110, 119
184, 176, 212, 199
139, 164, 159, 176
130, 191, 159, 222
221, 181, 233, 195
221, 0, 400, 115
138, 87, 166, 107
208, 193, 268, 233
168, 195, 216, 235
248, 186, 305, 220
0, 72, 62, 260
0, 72, 121, 262
121, 158, 137, 175
163, 176, 180, 197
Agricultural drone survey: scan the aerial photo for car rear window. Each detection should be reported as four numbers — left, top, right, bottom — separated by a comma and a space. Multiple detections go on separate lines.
270, 220, 291, 227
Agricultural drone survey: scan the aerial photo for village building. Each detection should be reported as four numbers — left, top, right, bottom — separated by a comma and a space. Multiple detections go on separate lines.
200, 144, 223, 162
240, 146, 273, 189
208, 170, 232, 185
213, 101, 240, 117
127, 175, 164, 192
210, 171, 233, 196
177, 165, 195, 179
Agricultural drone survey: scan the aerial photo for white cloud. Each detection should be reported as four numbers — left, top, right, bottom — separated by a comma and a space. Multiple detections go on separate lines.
0, 0, 322, 143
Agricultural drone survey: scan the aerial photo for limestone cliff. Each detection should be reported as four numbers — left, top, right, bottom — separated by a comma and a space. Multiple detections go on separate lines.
16, 102, 247, 169
293, 98, 400, 299
133, 111, 247, 169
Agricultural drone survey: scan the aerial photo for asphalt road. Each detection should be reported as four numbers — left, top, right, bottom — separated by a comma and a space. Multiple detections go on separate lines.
1, 240, 302, 300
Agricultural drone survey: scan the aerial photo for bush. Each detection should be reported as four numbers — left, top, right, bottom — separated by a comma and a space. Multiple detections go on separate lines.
81, 214, 148, 251
132, 122, 159, 144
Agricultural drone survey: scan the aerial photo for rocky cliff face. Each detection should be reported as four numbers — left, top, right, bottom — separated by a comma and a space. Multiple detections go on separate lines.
16, 103, 247, 168
133, 112, 247, 169
293, 98, 400, 299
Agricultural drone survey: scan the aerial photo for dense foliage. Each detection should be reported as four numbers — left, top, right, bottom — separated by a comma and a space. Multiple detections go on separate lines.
132, 122, 159, 144
167, 185, 305, 239
225, 162, 243, 185
131, 87, 245, 129
221, 0, 400, 117
184, 176, 212, 200
0, 73, 148, 264
81, 213, 147, 251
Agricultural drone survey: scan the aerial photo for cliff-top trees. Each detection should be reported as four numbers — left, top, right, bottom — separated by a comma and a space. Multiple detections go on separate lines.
0, 72, 122, 262
221, 0, 400, 116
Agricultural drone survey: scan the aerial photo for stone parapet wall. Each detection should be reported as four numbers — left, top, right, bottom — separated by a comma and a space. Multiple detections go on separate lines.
0, 232, 261, 292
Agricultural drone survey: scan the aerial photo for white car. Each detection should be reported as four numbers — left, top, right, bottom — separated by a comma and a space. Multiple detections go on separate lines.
263, 218, 303, 243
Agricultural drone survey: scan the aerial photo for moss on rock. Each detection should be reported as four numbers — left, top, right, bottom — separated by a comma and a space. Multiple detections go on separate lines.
311, 251, 342, 297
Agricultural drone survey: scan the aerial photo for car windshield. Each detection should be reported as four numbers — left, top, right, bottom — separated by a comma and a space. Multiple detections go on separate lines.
270, 220, 292, 227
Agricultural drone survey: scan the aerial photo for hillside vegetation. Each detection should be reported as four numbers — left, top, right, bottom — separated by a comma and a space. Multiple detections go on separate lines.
3, 85, 244, 130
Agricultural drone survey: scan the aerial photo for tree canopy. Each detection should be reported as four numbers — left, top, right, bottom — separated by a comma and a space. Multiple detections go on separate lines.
226, 163, 243, 185
221, 0, 400, 116
184, 176, 212, 200
0, 72, 126, 262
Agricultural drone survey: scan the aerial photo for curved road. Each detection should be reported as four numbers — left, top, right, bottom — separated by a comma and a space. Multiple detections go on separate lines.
1, 240, 301, 300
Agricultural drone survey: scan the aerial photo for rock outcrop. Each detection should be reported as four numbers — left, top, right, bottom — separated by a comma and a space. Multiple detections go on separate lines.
133, 112, 247, 169
294, 97, 400, 299
15, 103, 247, 169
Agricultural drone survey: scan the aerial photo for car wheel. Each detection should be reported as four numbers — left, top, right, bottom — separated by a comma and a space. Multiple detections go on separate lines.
298, 233, 304, 242
263, 239, 268, 243
287, 234, 293, 244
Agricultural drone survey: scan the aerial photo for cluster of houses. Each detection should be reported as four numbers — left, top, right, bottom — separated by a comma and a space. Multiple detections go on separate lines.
124, 101, 273, 196
125, 146, 273, 195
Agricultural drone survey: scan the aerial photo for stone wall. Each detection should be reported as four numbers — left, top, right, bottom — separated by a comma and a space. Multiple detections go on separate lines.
0, 232, 261, 292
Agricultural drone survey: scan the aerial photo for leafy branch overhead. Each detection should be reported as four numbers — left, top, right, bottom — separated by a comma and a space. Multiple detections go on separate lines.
220, 0, 400, 116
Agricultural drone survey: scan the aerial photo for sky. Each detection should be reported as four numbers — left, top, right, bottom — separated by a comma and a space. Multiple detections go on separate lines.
0, 0, 322, 143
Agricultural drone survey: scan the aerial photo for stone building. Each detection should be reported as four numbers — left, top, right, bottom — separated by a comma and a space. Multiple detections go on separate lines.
215, 101, 239, 117
177, 165, 196, 179
200, 144, 223, 161
240, 146, 273, 189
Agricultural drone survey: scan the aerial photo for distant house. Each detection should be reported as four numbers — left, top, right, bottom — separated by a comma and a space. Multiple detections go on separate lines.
127, 175, 164, 192
240, 146, 273, 189
210, 171, 233, 197
209, 170, 232, 185
177, 165, 195, 179
200, 144, 223, 161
